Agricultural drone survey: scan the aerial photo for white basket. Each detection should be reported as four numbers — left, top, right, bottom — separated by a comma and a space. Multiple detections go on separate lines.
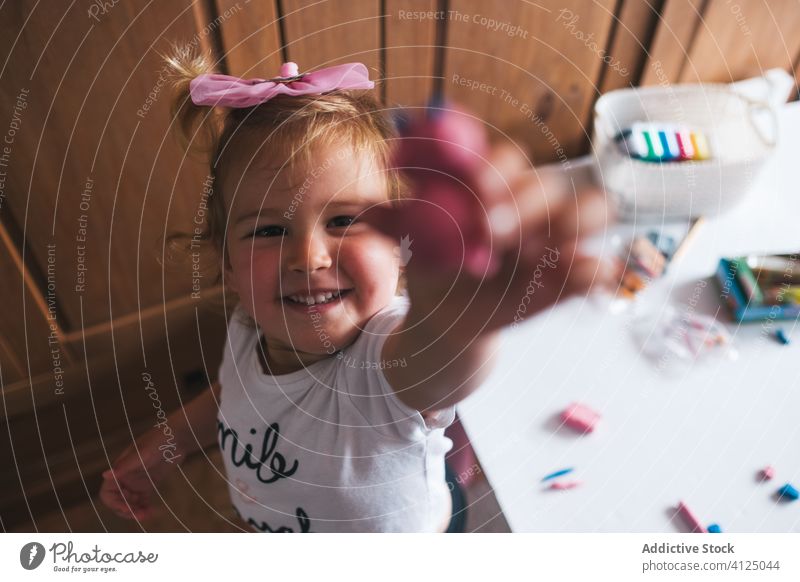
591, 83, 779, 220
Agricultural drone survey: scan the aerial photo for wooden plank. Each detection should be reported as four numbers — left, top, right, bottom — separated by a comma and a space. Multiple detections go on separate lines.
0, 336, 24, 384
215, 0, 283, 77
679, 0, 800, 84
640, 0, 705, 86
0, 1, 214, 329
384, 0, 439, 107
3, 286, 228, 418
281, 0, 381, 74
599, 0, 664, 93
0, 220, 71, 385
444, 0, 617, 162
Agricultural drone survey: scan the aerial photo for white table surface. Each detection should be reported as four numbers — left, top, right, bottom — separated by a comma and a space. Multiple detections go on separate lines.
457, 101, 800, 533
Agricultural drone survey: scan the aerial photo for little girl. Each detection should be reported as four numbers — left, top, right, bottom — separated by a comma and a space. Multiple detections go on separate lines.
99, 49, 609, 532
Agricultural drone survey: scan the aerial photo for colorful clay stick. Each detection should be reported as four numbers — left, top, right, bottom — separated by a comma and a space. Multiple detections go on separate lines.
615, 129, 644, 159
777, 483, 799, 501
642, 126, 664, 161
549, 481, 581, 491
620, 270, 646, 299
560, 402, 600, 433
749, 254, 800, 285
619, 123, 710, 162
669, 217, 705, 265
775, 329, 790, 345
690, 131, 711, 160
627, 129, 649, 159
759, 466, 775, 481
658, 129, 681, 161
706, 524, 722, 533
646, 231, 677, 261
681, 313, 731, 357
764, 286, 800, 305
676, 500, 707, 533
542, 467, 575, 482
630, 236, 666, 278
616, 123, 661, 161
676, 128, 695, 160
732, 258, 764, 303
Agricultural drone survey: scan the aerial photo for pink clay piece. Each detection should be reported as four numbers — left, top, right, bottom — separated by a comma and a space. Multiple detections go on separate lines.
560, 402, 601, 433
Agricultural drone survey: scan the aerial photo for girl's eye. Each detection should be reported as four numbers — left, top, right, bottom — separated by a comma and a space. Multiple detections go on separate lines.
329, 215, 356, 228
250, 225, 286, 238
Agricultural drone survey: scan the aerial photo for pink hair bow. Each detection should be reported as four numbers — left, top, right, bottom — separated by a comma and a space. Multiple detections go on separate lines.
189, 62, 374, 108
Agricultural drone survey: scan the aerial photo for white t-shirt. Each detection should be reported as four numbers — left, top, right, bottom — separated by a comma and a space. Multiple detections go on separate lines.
216, 294, 456, 532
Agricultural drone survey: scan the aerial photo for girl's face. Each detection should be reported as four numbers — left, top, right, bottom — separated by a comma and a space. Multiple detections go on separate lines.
224, 140, 400, 371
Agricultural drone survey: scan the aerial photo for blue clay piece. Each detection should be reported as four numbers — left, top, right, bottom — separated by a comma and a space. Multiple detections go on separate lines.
777, 483, 799, 501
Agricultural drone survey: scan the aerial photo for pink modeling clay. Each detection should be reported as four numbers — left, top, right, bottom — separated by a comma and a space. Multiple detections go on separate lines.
676, 500, 707, 533
560, 402, 600, 433
760, 466, 775, 481
549, 481, 582, 490
362, 104, 498, 277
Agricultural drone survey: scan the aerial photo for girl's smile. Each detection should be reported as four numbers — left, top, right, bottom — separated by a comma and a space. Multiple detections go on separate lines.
281, 288, 355, 310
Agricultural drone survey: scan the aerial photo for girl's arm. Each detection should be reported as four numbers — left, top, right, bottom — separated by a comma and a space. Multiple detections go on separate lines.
99, 381, 222, 520
383, 319, 500, 413
380, 145, 611, 414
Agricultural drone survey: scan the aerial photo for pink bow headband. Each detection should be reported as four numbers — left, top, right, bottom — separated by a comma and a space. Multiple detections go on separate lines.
189, 62, 374, 108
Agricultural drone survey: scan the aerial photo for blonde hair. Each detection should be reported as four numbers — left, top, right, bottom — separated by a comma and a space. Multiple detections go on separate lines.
164, 46, 403, 288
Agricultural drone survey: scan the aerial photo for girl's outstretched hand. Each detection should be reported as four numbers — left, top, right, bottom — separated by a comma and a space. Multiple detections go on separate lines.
363, 113, 614, 340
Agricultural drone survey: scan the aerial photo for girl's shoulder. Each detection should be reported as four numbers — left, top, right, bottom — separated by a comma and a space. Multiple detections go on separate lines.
340, 292, 455, 441
361, 293, 410, 335
221, 303, 260, 364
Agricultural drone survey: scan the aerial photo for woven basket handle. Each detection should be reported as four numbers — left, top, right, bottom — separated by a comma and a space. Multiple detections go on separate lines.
739, 93, 779, 149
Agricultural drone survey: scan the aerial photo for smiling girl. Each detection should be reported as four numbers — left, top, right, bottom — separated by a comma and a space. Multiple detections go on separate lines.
99, 49, 609, 532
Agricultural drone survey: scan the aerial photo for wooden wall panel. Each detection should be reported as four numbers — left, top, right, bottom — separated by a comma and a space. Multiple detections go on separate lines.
0, 1, 212, 330
679, 0, 800, 84
600, 0, 664, 93
281, 0, 382, 75
444, 0, 617, 162
215, 0, 282, 77
0, 229, 70, 386
0, 222, 71, 385
640, 0, 706, 86
384, 0, 438, 107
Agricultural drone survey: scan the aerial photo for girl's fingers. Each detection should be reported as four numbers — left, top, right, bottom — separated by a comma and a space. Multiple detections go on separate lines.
100, 486, 135, 519
133, 504, 158, 521
562, 255, 615, 296
473, 141, 529, 202
98, 482, 118, 509
552, 188, 612, 243
488, 169, 572, 249
472, 143, 528, 249
100, 469, 156, 520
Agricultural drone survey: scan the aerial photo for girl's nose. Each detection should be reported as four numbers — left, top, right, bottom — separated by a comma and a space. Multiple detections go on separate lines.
287, 232, 333, 273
